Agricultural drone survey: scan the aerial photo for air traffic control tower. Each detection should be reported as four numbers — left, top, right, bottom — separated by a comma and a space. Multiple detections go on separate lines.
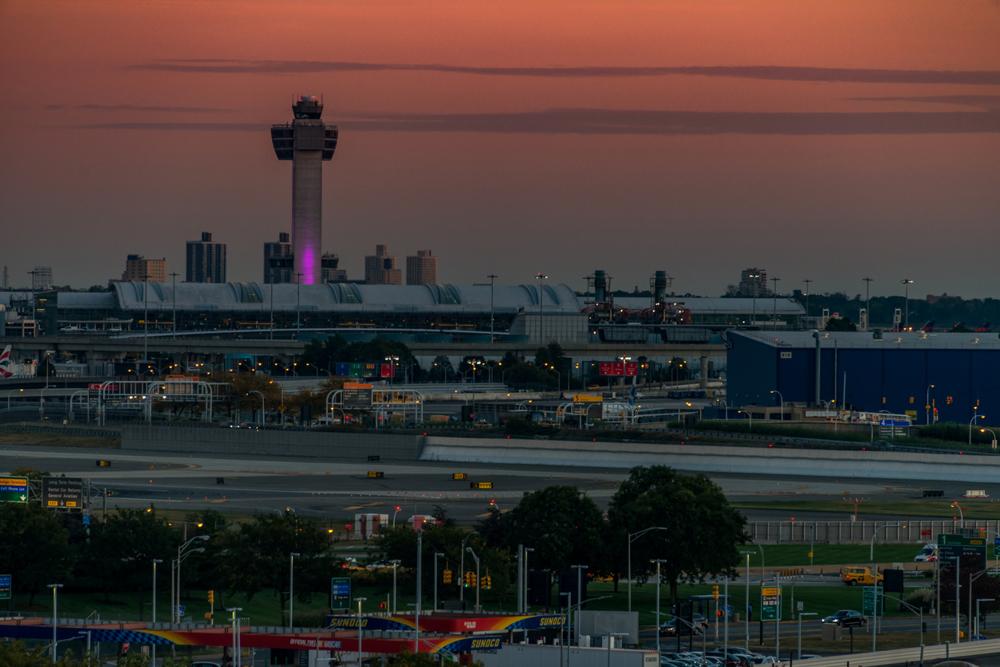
270, 96, 338, 285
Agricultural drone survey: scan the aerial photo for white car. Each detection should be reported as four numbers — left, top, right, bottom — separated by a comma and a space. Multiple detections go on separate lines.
914, 543, 938, 562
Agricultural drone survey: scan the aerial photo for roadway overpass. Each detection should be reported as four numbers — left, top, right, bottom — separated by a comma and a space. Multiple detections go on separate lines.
0, 333, 725, 369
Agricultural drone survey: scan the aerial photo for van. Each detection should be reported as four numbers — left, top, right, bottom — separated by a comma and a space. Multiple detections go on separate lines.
840, 566, 883, 586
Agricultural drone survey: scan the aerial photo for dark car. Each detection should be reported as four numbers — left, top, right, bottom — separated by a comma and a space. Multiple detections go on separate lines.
659, 614, 708, 636
822, 610, 867, 627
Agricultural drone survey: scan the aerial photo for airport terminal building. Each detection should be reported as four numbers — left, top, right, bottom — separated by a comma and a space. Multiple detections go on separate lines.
727, 330, 1000, 422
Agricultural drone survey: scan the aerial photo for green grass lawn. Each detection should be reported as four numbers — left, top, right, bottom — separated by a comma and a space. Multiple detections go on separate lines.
9, 579, 933, 630
750, 544, 927, 566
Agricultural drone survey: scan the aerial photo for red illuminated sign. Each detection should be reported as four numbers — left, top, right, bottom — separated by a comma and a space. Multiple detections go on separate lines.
598, 361, 638, 377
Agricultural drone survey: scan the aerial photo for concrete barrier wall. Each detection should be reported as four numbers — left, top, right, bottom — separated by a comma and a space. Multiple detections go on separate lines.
422, 436, 1000, 483
121, 425, 423, 461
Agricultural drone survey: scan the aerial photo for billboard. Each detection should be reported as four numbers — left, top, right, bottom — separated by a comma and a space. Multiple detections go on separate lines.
42, 477, 84, 509
598, 361, 638, 377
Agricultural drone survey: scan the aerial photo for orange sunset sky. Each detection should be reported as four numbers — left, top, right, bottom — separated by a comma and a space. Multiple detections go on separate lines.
1, 1, 999, 295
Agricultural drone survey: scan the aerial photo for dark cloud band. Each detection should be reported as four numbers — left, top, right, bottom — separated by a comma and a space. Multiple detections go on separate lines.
133, 59, 1000, 86
76, 108, 1000, 135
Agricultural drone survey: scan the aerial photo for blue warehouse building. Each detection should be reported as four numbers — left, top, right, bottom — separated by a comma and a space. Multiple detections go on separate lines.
727, 330, 1000, 423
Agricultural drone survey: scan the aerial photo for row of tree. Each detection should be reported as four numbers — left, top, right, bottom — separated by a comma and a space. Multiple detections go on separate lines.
0, 499, 338, 619
378, 466, 747, 602
2, 465, 746, 616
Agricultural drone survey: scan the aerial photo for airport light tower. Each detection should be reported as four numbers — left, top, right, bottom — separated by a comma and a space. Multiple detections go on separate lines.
271, 95, 338, 285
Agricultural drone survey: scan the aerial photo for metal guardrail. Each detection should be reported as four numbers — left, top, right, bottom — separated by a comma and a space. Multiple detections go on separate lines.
797, 637, 1000, 667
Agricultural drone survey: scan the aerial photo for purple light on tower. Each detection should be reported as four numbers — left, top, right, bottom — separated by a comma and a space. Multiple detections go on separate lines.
271, 96, 338, 286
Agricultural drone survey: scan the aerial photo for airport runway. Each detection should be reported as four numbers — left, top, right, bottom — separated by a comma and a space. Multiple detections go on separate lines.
0, 444, 982, 524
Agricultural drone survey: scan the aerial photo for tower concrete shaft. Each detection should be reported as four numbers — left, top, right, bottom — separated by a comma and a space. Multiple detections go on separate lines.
271, 96, 338, 285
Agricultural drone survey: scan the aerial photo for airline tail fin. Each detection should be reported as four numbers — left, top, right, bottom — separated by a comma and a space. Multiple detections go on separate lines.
0, 345, 12, 379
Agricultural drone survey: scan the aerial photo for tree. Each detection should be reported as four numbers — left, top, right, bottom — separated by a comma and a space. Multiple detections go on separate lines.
77, 509, 178, 602
478, 486, 604, 574
607, 466, 747, 601
0, 504, 73, 606
210, 511, 337, 619
825, 316, 857, 332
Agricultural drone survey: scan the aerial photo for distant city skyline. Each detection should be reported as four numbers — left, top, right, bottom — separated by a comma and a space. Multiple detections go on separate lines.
2, 1, 999, 296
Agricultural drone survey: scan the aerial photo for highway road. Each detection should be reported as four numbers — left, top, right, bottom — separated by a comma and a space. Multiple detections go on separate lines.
0, 443, 985, 525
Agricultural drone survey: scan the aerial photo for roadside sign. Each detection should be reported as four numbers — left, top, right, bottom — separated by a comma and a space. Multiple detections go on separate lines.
42, 477, 83, 509
331, 577, 351, 603
0, 574, 11, 601
761, 586, 781, 621
343, 383, 374, 410
0, 477, 28, 504
176, 604, 185, 618
863, 586, 883, 616
939, 533, 987, 571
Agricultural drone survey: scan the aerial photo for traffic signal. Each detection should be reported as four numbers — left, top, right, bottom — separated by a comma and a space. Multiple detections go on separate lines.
464, 571, 478, 588
712, 584, 719, 600
207, 590, 214, 605
442, 569, 453, 585
482, 575, 492, 590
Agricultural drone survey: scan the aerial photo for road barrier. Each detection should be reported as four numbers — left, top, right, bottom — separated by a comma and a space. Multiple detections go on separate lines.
747, 519, 1000, 545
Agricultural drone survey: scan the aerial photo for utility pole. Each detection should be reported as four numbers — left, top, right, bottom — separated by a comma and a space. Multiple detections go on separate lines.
170, 272, 178, 339
488, 274, 498, 344
295, 273, 303, 332
572, 564, 589, 646
415, 531, 423, 653
771, 277, 781, 327
863, 277, 874, 329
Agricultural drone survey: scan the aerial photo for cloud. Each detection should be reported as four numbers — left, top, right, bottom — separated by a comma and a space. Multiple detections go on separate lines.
75, 108, 1000, 136
133, 59, 1000, 85
851, 95, 1000, 110
46, 103, 232, 113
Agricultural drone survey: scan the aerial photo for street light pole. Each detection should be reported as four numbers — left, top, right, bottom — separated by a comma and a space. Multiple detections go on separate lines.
627, 526, 668, 612
863, 277, 874, 329
969, 411, 985, 447
289, 552, 300, 629
48, 583, 63, 664
975, 597, 994, 639
535, 272, 548, 344
295, 272, 302, 332
175, 534, 210, 624
652, 559, 667, 656
466, 547, 481, 612
170, 272, 178, 339
248, 390, 265, 426
434, 552, 444, 612
152, 559, 162, 666
390, 559, 401, 614
488, 274, 498, 343
798, 612, 817, 660
354, 597, 366, 665
227, 607, 243, 667
572, 564, 589, 646
901, 279, 914, 330
770, 390, 784, 421
925, 384, 936, 425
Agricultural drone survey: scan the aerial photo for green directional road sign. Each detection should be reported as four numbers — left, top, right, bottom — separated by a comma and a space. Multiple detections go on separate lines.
939, 533, 987, 571
862, 586, 883, 616
0, 477, 28, 504
0, 575, 11, 601
761, 586, 781, 621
